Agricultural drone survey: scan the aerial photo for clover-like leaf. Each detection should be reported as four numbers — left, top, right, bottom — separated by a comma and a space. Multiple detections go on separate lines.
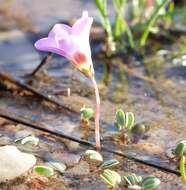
15, 135, 39, 146
174, 140, 186, 158
115, 109, 125, 129
100, 169, 121, 187
46, 161, 66, 174
33, 165, 54, 177
123, 173, 142, 186
84, 150, 103, 162
141, 176, 161, 190
100, 159, 119, 169
132, 122, 150, 135
125, 112, 135, 130
80, 107, 94, 120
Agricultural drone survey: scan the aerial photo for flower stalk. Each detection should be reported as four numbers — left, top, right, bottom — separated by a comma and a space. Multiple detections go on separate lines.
91, 76, 101, 150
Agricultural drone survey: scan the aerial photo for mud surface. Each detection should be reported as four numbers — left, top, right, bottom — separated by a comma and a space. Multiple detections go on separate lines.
0, 0, 186, 189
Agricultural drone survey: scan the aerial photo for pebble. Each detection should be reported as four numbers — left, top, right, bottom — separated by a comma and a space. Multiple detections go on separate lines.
0, 145, 36, 182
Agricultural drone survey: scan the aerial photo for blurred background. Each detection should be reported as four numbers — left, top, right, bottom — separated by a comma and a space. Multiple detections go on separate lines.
0, 0, 101, 32
0, 0, 186, 74
0, 0, 107, 73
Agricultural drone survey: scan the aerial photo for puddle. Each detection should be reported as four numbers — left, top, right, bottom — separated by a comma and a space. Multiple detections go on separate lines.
0, 1, 186, 189
0, 30, 186, 167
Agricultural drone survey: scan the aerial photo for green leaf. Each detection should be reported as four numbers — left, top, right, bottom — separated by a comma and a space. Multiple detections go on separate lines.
95, 0, 115, 54
84, 150, 103, 162
100, 169, 121, 187
80, 107, 94, 120
15, 135, 39, 146
115, 109, 125, 129
95, 0, 106, 15
33, 165, 54, 177
175, 140, 186, 158
140, 0, 170, 47
100, 159, 119, 169
132, 123, 150, 135
114, 14, 124, 39
141, 176, 161, 190
46, 161, 66, 174
125, 112, 135, 130
123, 173, 142, 186
113, 0, 125, 10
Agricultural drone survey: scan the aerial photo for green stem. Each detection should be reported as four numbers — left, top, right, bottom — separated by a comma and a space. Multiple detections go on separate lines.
139, 0, 170, 47
113, 0, 134, 49
95, 0, 115, 54
180, 156, 186, 184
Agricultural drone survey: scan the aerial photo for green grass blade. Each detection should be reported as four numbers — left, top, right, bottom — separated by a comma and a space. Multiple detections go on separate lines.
113, 0, 134, 48
95, 0, 115, 53
122, 19, 135, 48
139, 0, 170, 47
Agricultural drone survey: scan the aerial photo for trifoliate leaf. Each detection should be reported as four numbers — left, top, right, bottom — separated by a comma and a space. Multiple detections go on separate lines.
141, 176, 161, 190
100, 169, 121, 187
33, 165, 54, 177
115, 109, 125, 129
174, 140, 186, 158
80, 107, 94, 120
123, 173, 142, 186
46, 161, 66, 174
15, 135, 39, 146
125, 112, 135, 130
100, 159, 119, 169
84, 150, 103, 162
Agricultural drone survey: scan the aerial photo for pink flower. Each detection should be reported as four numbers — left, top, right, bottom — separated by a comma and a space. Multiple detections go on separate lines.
35, 11, 94, 78
35, 11, 101, 150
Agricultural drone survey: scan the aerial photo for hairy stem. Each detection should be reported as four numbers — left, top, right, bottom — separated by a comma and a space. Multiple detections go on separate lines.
180, 155, 186, 184
120, 127, 126, 144
91, 76, 101, 150
81, 119, 90, 140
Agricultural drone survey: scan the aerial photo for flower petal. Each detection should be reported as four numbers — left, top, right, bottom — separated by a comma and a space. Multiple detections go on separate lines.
49, 24, 72, 38
34, 11, 94, 79
72, 11, 93, 39
34, 38, 69, 58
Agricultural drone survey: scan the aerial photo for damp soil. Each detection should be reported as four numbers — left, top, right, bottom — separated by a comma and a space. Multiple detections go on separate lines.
0, 33, 186, 189
0, 117, 184, 190
0, 0, 186, 189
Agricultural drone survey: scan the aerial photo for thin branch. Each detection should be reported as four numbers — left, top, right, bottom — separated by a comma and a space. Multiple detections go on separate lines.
30, 52, 53, 77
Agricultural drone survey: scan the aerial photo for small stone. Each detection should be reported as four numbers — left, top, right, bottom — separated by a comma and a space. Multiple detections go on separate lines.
0, 145, 36, 182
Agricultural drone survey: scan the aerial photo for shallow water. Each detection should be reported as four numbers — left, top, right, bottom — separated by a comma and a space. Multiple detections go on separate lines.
0, 30, 186, 171
0, 0, 186, 189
